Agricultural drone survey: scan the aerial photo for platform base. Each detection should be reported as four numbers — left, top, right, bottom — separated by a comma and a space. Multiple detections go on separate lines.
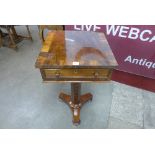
59, 83, 92, 125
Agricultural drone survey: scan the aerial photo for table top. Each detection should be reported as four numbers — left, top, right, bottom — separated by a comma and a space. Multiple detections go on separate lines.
35, 30, 118, 69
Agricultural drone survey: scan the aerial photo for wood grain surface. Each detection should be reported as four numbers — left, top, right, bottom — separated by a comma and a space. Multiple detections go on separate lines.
35, 31, 118, 69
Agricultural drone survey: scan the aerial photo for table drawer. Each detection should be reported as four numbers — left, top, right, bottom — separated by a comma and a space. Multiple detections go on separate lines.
42, 68, 111, 81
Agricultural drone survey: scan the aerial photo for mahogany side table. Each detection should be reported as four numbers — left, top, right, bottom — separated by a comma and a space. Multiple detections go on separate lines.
35, 30, 118, 125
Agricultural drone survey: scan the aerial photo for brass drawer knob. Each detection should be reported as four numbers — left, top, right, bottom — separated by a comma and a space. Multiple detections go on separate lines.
74, 69, 78, 74
55, 72, 60, 78
94, 72, 99, 77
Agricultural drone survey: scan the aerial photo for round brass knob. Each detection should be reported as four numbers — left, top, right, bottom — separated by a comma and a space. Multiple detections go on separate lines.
74, 69, 78, 74
94, 72, 99, 77
55, 72, 60, 78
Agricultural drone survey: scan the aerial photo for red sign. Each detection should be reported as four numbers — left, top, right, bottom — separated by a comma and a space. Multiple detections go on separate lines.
65, 25, 155, 79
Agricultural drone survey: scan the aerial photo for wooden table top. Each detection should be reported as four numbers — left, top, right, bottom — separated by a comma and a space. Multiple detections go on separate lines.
35, 31, 118, 69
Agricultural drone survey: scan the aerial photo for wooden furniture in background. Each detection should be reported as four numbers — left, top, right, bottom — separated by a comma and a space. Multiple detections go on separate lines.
0, 25, 32, 50
35, 30, 118, 125
38, 25, 64, 42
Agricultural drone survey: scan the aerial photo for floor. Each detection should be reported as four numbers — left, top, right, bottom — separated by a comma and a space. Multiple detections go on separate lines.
0, 26, 155, 129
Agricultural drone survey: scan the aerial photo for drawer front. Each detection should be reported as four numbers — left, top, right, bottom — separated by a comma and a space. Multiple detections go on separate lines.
42, 68, 112, 81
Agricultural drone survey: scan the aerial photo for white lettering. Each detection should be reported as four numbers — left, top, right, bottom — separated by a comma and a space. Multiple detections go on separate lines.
124, 55, 155, 69
74, 25, 81, 30
106, 25, 155, 43
139, 59, 144, 65
140, 30, 152, 41
124, 55, 132, 62
118, 26, 129, 38
128, 28, 140, 39
93, 25, 101, 31
132, 58, 139, 64
85, 25, 93, 31
152, 63, 155, 68
149, 36, 155, 42
146, 62, 153, 69
106, 25, 120, 36
74, 25, 101, 32
142, 59, 147, 65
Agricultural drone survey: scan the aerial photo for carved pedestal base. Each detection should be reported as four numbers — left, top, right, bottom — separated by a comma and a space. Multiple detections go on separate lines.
59, 83, 93, 125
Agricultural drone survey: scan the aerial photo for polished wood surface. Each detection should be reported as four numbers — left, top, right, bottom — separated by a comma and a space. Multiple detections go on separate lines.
38, 25, 64, 42
36, 31, 117, 68
42, 68, 111, 82
35, 30, 118, 125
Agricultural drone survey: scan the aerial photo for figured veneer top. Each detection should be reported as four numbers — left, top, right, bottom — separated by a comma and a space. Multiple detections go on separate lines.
35, 30, 118, 69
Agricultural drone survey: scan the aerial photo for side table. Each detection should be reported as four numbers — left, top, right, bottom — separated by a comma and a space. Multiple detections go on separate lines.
35, 30, 118, 125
